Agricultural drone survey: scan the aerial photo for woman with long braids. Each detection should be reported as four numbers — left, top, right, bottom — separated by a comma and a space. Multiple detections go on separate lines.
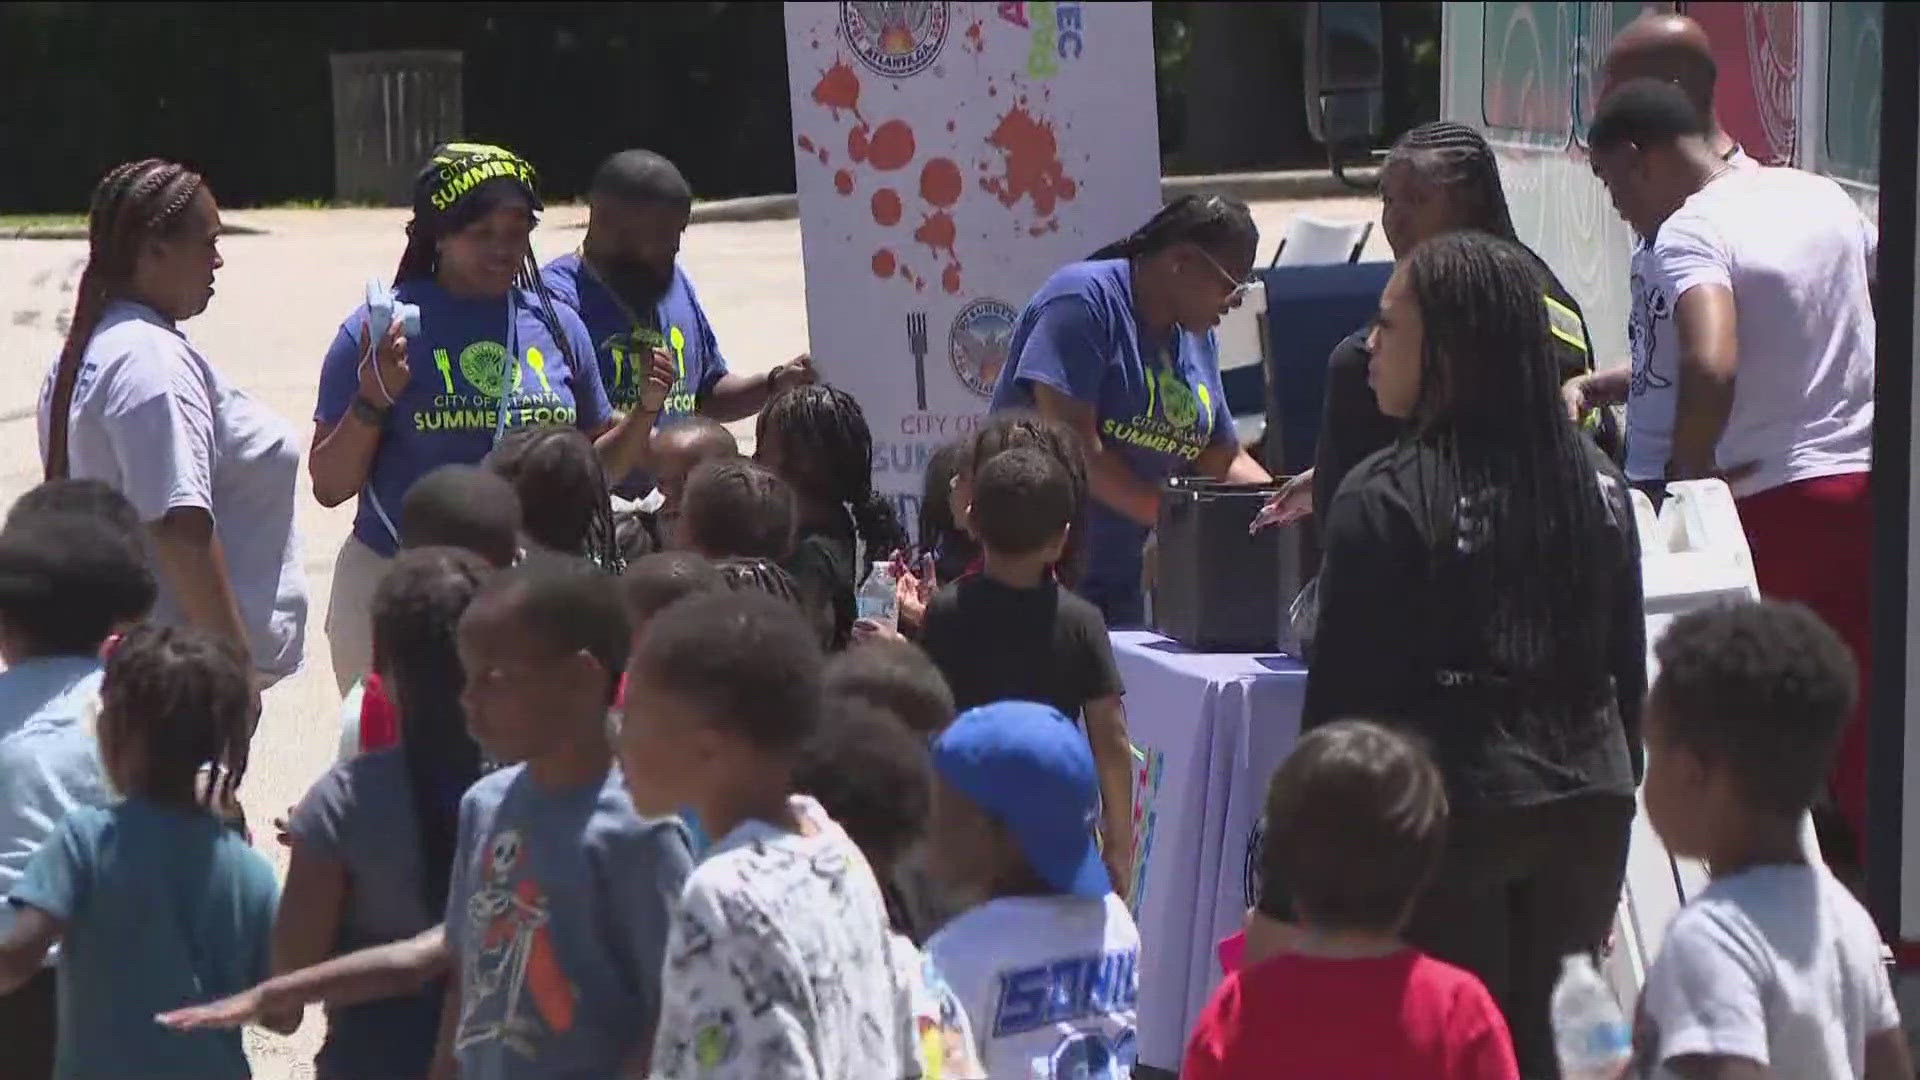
311, 143, 656, 693
1257, 121, 1607, 531
755, 384, 910, 649
272, 548, 491, 1080
990, 194, 1271, 628
1299, 231, 1643, 1076
39, 158, 309, 688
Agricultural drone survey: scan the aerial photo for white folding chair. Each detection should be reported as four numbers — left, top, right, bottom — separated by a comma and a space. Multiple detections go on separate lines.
1269, 216, 1374, 268
1214, 280, 1270, 447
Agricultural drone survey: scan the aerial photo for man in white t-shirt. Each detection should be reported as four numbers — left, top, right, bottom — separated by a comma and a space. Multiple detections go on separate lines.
1578, 77, 1878, 853
925, 701, 1140, 1079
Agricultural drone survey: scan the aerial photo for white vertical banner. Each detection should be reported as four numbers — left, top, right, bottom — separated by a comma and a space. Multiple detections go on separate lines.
785, 0, 1161, 536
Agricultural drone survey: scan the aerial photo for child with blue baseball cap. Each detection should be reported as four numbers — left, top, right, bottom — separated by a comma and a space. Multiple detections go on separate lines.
925, 700, 1140, 1077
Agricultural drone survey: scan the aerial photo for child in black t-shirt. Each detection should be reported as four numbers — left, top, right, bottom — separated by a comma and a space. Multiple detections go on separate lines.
918, 446, 1133, 895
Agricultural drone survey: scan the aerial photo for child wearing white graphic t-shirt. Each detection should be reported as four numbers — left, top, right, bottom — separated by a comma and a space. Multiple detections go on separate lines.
620, 592, 918, 1079
925, 701, 1141, 1078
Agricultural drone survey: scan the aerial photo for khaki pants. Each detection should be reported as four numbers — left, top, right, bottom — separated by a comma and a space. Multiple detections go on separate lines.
325, 534, 389, 696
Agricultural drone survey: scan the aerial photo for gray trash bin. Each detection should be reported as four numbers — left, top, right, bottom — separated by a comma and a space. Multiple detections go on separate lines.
330, 50, 464, 205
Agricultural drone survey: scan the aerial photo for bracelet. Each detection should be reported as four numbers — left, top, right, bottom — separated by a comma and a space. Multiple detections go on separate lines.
349, 395, 391, 426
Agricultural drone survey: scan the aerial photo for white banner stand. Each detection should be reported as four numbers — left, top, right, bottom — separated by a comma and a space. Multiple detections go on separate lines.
1603, 478, 1827, 1005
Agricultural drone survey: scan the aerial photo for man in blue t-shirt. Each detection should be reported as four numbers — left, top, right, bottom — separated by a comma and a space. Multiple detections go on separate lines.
542, 150, 815, 495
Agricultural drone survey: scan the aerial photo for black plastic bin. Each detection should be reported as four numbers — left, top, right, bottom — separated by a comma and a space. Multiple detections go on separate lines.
1152, 478, 1311, 654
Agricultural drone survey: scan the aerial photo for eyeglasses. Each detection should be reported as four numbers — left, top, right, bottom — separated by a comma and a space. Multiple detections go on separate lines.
1191, 245, 1252, 304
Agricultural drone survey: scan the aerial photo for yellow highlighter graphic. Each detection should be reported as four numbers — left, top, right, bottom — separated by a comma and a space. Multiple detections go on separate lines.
526, 345, 553, 393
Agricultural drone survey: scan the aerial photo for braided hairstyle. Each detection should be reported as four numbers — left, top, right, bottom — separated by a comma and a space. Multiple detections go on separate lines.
47, 159, 207, 481
392, 145, 589, 436
756, 385, 908, 574
1385, 122, 1519, 243
372, 547, 492, 917
484, 425, 623, 573
1089, 193, 1258, 262
1400, 231, 1613, 711
960, 411, 1090, 586
713, 556, 831, 650
98, 623, 251, 811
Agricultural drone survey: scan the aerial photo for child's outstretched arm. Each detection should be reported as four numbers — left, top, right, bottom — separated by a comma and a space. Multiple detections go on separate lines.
1084, 695, 1135, 900
157, 923, 449, 1030
0, 906, 61, 994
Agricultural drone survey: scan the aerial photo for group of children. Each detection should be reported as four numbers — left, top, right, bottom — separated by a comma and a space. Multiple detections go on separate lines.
0, 378, 1911, 1080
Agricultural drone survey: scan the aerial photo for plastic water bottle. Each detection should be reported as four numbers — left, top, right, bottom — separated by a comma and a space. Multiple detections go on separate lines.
856, 561, 897, 633
1552, 953, 1632, 1080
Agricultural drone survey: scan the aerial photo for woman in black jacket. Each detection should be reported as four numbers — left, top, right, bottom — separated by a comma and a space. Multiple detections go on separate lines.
1258, 121, 1610, 532
1303, 231, 1644, 1079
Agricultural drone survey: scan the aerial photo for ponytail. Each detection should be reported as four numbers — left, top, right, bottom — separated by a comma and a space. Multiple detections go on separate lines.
1089, 193, 1258, 263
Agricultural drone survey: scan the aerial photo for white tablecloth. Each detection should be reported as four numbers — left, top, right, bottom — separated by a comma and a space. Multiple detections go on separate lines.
1114, 631, 1307, 1071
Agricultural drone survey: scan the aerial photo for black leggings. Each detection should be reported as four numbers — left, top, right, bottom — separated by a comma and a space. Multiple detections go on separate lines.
1405, 792, 1636, 1080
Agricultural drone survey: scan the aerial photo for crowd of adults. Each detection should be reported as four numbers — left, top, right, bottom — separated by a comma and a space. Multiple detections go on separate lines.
0, 10, 1901, 1080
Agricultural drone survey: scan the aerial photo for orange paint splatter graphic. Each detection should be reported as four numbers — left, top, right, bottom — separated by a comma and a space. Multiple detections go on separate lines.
871, 188, 902, 227
982, 106, 1077, 218
919, 158, 962, 207
872, 249, 897, 278
867, 119, 916, 171
818, 147, 831, 166
833, 169, 855, 196
942, 263, 963, 294
811, 59, 864, 122
797, 135, 815, 154
964, 19, 985, 53
848, 125, 870, 163
914, 211, 957, 255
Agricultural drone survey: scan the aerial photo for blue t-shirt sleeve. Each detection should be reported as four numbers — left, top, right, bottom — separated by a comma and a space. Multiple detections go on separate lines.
1012, 295, 1110, 406
317, 309, 369, 425
557, 305, 612, 431
592, 818, 693, 1040
683, 275, 730, 394
10, 806, 98, 921
288, 763, 352, 862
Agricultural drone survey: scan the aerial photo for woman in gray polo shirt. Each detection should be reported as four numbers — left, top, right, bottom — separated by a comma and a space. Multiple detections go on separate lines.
40, 158, 309, 688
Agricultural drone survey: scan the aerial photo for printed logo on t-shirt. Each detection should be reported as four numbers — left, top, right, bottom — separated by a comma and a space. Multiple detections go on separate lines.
992, 948, 1138, 1036
1040, 1029, 1136, 1079
601, 324, 696, 415
422, 340, 579, 434
1627, 270, 1674, 400
1102, 367, 1214, 463
457, 829, 577, 1060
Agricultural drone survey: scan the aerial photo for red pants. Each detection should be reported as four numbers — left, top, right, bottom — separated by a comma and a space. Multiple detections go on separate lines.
1735, 472, 1873, 845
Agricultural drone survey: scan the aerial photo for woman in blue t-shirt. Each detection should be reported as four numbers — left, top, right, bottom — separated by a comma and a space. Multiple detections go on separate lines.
989, 195, 1272, 627
311, 144, 657, 693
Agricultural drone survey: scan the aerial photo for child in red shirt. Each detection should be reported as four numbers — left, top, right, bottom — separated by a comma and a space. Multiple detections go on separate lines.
1182, 720, 1518, 1080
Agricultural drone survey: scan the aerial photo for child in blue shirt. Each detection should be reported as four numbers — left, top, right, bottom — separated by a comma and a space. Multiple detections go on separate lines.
442, 555, 693, 1078
0, 623, 278, 1080
0, 492, 157, 1076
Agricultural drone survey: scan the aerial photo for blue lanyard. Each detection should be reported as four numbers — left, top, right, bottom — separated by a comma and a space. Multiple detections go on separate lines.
492, 296, 519, 447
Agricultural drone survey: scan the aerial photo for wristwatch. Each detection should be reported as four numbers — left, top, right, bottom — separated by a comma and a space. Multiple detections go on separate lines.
349, 395, 391, 426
